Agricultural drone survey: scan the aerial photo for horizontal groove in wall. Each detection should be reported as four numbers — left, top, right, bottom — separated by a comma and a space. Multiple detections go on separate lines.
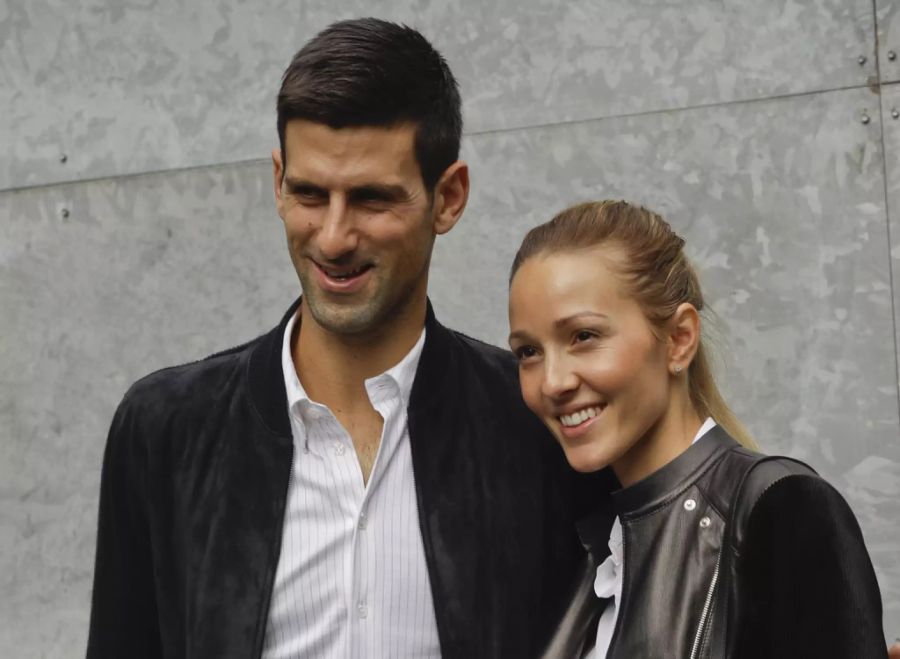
4, 81, 896, 197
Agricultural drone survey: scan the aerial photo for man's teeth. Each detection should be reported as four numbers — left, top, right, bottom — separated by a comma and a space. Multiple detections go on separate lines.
559, 406, 603, 427
324, 266, 367, 280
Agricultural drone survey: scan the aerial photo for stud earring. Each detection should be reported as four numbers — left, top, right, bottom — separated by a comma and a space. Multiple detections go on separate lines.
674, 365, 683, 374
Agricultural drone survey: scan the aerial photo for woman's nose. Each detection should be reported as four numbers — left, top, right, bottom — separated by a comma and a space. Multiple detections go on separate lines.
540, 355, 579, 399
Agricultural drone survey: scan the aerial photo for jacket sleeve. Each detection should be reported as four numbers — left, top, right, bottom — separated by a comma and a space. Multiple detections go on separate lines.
733, 473, 886, 659
86, 397, 163, 658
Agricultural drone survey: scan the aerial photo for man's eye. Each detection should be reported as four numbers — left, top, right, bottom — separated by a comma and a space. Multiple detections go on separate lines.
290, 187, 325, 201
354, 192, 391, 205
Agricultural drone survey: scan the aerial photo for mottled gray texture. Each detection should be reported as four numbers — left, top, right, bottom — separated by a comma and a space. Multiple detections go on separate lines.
878, 0, 900, 83
431, 86, 900, 633
0, 163, 297, 657
1, 0, 875, 191
4, 0, 900, 655
884, 82, 900, 460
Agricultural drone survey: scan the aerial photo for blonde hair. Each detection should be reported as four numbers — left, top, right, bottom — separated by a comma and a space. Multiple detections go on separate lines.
510, 200, 757, 449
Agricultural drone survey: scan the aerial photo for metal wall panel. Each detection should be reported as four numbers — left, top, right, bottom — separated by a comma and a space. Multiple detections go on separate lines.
878, 0, 900, 82
2, 0, 875, 190
881, 81, 900, 634
0, 161, 297, 657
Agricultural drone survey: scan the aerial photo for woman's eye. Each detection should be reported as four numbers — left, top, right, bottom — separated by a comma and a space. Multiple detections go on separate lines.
514, 345, 538, 361
574, 330, 596, 342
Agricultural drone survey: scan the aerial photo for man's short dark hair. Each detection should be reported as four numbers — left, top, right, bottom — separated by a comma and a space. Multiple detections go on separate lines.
277, 18, 463, 190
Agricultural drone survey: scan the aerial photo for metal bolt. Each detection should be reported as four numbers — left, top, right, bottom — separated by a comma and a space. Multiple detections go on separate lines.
61, 208, 70, 219
59, 153, 68, 164
699, 516, 711, 528
889, 50, 897, 61
683, 498, 697, 511
892, 108, 900, 120
858, 55, 867, 66
861, 111, 871, 125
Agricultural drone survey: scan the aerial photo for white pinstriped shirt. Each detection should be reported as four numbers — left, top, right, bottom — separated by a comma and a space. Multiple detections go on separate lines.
262, 312, 441, 659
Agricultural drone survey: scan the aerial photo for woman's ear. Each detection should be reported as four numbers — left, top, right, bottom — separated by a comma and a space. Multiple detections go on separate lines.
432, 161, 469, 235
667, 303, 701, 376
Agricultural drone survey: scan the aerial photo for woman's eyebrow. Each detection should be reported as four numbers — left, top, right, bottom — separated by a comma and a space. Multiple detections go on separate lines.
553, 311, 609, 329
507, 329, 535, 345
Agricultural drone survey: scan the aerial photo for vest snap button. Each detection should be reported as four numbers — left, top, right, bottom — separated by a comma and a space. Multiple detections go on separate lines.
683, 498, 697, 511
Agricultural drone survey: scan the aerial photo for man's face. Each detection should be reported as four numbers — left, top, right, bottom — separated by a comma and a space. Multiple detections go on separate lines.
274, 120, 438, 337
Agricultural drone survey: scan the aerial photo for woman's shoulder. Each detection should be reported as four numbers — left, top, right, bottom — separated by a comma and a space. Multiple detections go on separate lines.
728, 451, 864, 554
724, 451, 886, 656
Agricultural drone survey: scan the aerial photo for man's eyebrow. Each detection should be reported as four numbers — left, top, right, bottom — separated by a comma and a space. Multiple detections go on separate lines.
281, 178, 411, 201
283, 177, 325, 192
348, 183, 411, 201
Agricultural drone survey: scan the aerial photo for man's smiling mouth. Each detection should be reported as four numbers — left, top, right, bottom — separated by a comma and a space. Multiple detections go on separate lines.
317, 262, 373, 280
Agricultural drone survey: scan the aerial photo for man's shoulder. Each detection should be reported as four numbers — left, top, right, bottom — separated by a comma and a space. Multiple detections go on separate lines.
444, 326, 517, 372
118, 331, 267, 421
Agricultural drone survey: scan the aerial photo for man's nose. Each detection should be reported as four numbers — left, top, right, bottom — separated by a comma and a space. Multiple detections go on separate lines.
317, 199, 358, 260
541, 354, 579, 400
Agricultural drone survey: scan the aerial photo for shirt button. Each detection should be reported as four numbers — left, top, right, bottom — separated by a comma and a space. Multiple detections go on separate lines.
334, 442, 345, 456
358, 513, 368, 530
683, 498, 697, 511
357, 602, 368, 619
699, 516, 711, 528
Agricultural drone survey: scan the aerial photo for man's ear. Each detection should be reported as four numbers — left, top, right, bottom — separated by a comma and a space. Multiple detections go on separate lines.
667, 303, 701, 375
272, 148, 285, 217
432, 161, 469, 235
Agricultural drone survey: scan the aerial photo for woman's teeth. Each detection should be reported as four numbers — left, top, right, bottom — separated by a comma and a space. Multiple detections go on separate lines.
559, 406, 603, 427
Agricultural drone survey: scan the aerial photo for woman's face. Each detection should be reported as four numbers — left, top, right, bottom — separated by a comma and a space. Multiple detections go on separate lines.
508, 246, 675, 483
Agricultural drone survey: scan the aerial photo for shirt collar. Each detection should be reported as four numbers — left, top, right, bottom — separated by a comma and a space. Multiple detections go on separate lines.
364, 327, 426, 407
692, 417, 716, 444
281, 310, 309, 416
281, 309, 426, 417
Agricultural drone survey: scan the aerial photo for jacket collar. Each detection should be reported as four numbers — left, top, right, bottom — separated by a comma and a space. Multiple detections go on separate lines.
409, 301, 456, 412
247, 297, 452, 437
612, 425, 738, 517
575, 427, 738, 556
575, 486, 617, 558
247, 298, 299, 438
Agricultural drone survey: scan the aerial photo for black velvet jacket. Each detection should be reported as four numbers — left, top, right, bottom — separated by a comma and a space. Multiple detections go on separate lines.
86, 300, 600, 659
542, 427, 886, 659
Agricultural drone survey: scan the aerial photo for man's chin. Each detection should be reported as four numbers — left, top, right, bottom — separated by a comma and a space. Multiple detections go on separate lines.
303, 296, 382, 336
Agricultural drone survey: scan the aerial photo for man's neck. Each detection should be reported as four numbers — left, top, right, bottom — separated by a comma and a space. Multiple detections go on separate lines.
292, 298, 427, 413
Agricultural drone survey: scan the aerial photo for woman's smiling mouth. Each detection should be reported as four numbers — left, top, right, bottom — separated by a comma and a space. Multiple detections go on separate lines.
556, 404, 606, 437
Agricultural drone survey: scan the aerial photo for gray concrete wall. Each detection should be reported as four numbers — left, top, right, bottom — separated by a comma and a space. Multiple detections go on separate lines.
2, 0, 898, 654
